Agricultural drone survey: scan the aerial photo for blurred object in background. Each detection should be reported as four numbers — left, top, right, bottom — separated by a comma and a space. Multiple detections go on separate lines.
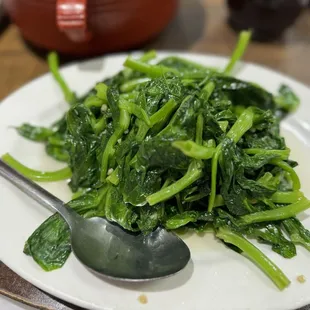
0, 0, 4, 22
0, 0, 9, 34
3, 0, 177, 56
226, 0, 309, 41
146, 0, 205, 51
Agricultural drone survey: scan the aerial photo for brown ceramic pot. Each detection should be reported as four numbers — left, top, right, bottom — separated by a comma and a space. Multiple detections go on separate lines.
4, 0, 178, 56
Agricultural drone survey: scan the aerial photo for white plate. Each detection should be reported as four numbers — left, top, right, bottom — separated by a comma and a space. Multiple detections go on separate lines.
1, 52, 310, 310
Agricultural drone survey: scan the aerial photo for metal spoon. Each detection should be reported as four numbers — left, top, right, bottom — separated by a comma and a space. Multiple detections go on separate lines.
0, 159, 190, 281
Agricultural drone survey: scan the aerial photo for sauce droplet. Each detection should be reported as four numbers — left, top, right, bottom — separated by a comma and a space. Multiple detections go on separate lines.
138, 294, 148, 304
297, 275, 306, 283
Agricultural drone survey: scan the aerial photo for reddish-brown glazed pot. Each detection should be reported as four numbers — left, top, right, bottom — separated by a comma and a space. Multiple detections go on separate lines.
4, 0, 178, 56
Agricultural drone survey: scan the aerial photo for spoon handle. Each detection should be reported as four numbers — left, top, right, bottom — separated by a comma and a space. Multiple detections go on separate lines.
0, 159, 77, 227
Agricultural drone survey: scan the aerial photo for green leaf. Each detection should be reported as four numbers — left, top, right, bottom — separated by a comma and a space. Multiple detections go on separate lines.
243, 223, 296, 258
24, 213, 71, 271
66, 104, 102, 191
283, 218, 310, 251
165, 211, 200, 230
16, 124, 54, 142
23, 189, 105, 271
121, 169, 162, 206
275, 84, 300, 113
104, 186, 138, 231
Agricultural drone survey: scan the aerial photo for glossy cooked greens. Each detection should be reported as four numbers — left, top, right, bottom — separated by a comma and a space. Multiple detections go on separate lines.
4, 31, 310, 290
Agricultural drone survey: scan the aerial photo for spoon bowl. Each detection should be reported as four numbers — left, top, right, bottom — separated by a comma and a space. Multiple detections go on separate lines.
0, 159, 191, 281
72, 216, 190, 281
